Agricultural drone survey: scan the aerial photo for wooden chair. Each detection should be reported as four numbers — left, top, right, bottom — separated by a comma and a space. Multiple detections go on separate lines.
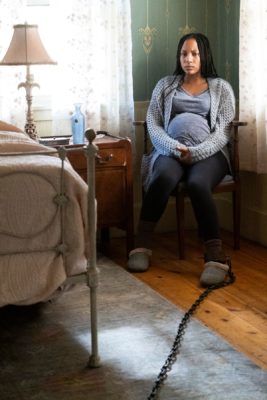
134, 120, 247, 259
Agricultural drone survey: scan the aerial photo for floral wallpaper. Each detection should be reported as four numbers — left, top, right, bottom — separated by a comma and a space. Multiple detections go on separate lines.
131, 0, 240, 101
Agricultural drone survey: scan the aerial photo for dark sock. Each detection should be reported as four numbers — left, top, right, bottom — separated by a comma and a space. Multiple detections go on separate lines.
135, 220, 156, 249
204, 239, 226, 263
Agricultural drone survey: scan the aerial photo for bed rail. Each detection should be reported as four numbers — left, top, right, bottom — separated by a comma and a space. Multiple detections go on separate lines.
84, 129, 100, 367
62, 129, 100, 368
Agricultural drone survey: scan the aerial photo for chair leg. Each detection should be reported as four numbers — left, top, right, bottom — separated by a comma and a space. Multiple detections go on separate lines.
176, 192, 185, 259
232, 188, 240, 249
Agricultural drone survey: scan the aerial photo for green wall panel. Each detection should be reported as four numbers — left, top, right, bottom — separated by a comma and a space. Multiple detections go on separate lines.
131, 0, 240, 101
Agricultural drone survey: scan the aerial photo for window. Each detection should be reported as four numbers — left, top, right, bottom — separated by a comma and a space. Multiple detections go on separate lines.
239, 0, 267, 173
0, 0, 134, 139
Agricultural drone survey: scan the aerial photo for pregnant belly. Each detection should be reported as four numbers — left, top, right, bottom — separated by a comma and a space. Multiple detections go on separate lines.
168, 112, 210, 146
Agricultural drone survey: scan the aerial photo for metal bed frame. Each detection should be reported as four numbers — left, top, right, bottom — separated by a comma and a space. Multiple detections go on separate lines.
0, 128, 100, 368
63, 129, 100, 368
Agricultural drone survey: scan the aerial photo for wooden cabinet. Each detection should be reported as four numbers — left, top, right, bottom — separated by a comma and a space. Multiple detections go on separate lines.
65, 135, 134, 254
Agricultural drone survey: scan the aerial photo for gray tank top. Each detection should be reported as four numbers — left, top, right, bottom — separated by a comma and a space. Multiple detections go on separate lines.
168, 87, 211, 146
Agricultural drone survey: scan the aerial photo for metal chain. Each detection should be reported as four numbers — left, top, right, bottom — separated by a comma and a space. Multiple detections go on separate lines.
146, 258, 235, 400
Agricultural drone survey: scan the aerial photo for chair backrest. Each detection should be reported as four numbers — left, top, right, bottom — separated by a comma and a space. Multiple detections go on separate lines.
230, 121, 247, 181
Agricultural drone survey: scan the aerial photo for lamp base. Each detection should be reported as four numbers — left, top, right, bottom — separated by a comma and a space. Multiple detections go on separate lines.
25, 122, 39, 141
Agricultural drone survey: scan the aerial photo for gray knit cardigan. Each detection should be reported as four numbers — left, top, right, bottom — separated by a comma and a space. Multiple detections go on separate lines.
142, 75, 236, 191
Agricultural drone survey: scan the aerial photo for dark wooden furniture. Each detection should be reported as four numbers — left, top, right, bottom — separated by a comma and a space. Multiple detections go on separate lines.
134, 120, 247, 259
58, 134, 134, 254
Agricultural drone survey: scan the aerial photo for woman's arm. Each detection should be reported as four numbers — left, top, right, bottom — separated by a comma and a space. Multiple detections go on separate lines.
146, 77, 181, 158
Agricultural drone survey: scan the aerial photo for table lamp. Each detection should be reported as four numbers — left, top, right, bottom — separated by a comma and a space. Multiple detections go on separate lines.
0, 23, 57, 140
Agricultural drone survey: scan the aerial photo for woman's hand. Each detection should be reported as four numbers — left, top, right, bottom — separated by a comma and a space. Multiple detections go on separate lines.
177, 144, 192, 164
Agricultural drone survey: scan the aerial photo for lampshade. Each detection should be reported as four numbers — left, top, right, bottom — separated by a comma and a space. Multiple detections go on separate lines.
0, 23, 57, 65
0, 23, 57, 141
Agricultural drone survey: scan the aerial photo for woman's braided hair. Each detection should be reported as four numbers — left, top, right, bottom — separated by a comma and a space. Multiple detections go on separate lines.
174, 32, 218, 78
160, 33, 218, 108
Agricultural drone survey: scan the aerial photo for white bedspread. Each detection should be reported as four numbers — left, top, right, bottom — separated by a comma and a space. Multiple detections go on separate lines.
0, 131, 89, 306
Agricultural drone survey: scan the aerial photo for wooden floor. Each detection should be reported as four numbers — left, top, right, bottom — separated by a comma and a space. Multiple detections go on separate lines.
105, 230, 267, 371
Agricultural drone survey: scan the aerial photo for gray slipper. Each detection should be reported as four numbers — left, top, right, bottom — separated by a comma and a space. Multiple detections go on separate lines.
127, 248, 152, 272
200, 261, 229, 287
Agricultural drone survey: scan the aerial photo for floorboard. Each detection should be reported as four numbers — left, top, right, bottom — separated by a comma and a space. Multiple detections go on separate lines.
106, 230, 267, 371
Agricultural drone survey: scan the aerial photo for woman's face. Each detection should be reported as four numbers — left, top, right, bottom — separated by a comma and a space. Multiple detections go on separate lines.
180, 38, 201, 77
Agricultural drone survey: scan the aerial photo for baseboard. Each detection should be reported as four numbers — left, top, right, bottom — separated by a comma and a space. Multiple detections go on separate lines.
217, 195, 267, 247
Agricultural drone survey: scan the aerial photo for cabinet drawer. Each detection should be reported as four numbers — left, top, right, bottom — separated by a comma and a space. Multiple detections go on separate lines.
97, 148, 126, 167
66, 150, 85, 169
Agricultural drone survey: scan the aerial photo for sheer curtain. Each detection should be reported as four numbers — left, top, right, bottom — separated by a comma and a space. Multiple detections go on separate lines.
239, 0, 267, 173
0, 0, 134, 140
0, 0, 27, 126
50, 0, 134, 139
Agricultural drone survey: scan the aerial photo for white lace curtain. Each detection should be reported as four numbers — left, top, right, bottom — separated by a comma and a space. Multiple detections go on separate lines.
0, 0, 26, 126
0, 0, 134, 139
239, 0, 267, 173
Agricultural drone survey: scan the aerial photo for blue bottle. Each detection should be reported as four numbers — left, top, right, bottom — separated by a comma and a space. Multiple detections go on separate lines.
71, 103, 85, 144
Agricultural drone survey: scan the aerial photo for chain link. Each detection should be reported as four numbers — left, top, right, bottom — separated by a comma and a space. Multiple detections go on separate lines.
146, 259, 235, 400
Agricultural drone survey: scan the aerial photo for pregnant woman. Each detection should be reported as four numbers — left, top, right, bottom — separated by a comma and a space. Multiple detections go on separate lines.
127, 32, 236, 287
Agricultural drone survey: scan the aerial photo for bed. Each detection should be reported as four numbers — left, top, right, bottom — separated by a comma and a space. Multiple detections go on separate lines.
0, 126, 100, 367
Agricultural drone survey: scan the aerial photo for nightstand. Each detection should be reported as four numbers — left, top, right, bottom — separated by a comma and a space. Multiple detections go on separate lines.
51, 134, 134, 255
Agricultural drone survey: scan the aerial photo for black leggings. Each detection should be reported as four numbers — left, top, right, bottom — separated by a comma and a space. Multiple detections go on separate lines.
140, 152, 229, 241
